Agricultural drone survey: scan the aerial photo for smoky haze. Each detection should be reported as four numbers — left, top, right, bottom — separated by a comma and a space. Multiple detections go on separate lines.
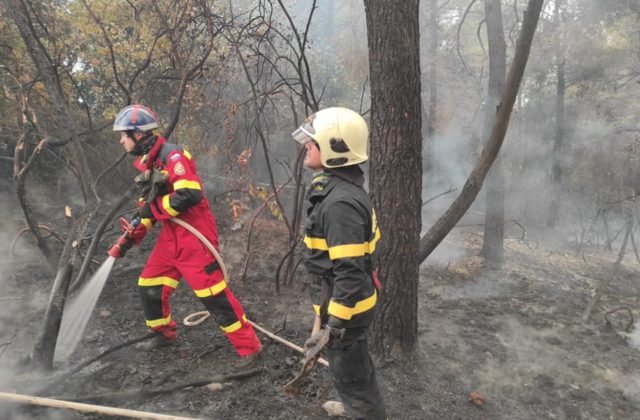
1, 0, 640, 416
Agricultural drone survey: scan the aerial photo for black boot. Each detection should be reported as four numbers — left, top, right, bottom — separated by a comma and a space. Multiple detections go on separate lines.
233, 348, 264, 371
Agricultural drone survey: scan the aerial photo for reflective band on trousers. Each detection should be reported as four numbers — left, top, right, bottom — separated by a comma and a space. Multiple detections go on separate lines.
146, 314, 172, 328
327, 291, 377, 320
138, 276, 179, 288
194, 280, 227, 297
220, 314, 247, 333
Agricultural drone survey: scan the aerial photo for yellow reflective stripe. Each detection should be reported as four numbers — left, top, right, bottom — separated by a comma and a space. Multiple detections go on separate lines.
327, 232, 381, 260
183, 150, 192, 160
141, 218, 153, 231
138, 276, 179, 288
304, 235, 328, 250
194, 280, 227, 298
174, 180, 201, 190
220, 314, 247, 333
327, 291, 377, 321
369, 227, 381, 252
162, 195, 179, 216
146, 314, 172, 328
328, 243, 368, 259
306, 234, 380, 260
313, 304, 320, 315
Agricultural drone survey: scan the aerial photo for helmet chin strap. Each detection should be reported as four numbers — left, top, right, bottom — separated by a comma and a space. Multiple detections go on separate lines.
129, 132, 157, 156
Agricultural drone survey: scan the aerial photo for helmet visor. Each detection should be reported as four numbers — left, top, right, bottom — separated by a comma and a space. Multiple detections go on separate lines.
291, 121, 315, 145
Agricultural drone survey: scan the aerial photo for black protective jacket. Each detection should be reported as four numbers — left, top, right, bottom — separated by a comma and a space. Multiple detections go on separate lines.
303, 168, 380, 329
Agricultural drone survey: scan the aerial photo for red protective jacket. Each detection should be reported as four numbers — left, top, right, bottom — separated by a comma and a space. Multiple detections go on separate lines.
132, 136, 260, 357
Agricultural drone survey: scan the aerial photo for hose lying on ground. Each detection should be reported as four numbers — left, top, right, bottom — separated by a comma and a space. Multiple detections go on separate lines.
0, 391, 200, 420
171, 217, 329, 368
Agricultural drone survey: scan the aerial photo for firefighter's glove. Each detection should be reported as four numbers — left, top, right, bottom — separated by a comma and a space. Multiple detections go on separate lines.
108, 217, 148, 258
118, 217, 148, 245
304, 326, 346, 358
138, 202, 154, 220
304, 327, 331, 358
135, 173, 152, 201
108, 235, 133, 259
135, 170, 168, 203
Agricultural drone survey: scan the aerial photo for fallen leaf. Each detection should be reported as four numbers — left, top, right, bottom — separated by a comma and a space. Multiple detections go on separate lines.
65, 206, 72, 218
469, 391, 486, 407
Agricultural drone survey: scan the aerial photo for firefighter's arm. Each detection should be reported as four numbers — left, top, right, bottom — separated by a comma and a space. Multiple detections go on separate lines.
143, 151, 203, 220
323, 200, 373, 329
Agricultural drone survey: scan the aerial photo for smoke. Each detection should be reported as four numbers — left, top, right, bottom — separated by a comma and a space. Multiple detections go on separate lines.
0, 186, 66, 419
622, 374, 640, 404
625, 322, 640, 352
421, 125, 477, 264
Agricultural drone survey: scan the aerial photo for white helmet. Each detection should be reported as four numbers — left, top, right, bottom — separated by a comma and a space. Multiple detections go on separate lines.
292, 107, 368, 168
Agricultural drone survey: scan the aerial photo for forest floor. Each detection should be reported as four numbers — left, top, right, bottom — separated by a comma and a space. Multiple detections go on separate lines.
2, 215, 640, 419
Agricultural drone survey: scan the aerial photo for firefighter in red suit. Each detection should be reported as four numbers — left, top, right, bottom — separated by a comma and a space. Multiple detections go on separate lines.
110, 104, 261, 367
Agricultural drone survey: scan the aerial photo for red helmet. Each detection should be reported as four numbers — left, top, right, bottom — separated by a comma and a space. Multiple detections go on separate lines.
113, 104, 159, 132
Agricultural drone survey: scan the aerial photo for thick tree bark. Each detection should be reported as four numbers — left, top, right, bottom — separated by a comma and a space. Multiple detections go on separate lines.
481, 0, 507, 266
419, 0, 544, 263
364, 0, 422, 356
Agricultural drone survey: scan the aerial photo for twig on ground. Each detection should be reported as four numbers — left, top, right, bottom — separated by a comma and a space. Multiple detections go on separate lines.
37, 332, 157, 395
276, 312, 288, 335
0, 331, 18, 358
57, 368, 262, 403
604, 306, 634, 332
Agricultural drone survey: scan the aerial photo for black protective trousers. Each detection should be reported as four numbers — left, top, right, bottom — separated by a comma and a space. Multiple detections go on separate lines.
326, 327, 387, 420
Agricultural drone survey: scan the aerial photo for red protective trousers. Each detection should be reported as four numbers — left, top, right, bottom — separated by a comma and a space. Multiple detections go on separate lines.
134, 139, 260, 357
138, 207, 260, 356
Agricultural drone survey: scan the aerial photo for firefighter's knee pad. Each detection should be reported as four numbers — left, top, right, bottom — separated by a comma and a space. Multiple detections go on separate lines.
199, 292, 237, 327
138, 285, 163, 303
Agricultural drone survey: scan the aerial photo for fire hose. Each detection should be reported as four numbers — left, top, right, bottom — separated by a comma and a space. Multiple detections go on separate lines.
170, 217, 329, 368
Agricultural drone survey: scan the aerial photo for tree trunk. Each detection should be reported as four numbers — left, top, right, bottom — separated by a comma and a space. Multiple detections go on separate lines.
481, 0, 507, 267
419, 0, 544, 263
364, 0, 422, 356
5, 0, 98, 369
547, 60, 565, 227
424, 0, 438, 174
547, 0, 565, 228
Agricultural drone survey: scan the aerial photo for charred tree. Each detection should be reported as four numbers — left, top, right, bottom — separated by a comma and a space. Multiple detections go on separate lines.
481, 0, 507, 267
419, 0, 544, 263
4, 0, 98, 369
365, 0, 422, 356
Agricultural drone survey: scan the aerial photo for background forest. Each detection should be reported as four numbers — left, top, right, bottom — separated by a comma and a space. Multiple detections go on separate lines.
2, 0, 640, 419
